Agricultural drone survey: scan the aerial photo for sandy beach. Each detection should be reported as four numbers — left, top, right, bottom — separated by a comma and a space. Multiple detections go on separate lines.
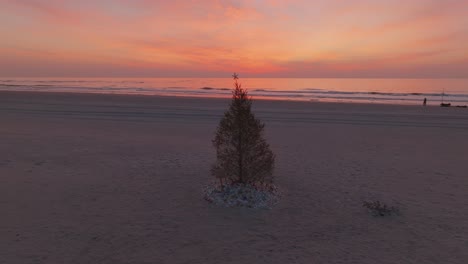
1, 91, 467, 264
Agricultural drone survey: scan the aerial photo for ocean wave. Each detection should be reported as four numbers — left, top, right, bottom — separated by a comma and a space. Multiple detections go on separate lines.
2, 83, 467, 98
200, 87, 230, 91
1, 79, 468, 105
0, 84, 22, 87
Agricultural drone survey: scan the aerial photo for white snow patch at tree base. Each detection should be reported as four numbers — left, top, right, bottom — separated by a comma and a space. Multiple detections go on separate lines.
204, 183, 280, 209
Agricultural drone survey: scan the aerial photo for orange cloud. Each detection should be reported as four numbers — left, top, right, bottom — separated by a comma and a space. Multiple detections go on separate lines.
0, 0, 467, 77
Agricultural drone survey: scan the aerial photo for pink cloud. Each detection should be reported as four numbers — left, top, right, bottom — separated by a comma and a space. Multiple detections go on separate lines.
0, 0, 467, 77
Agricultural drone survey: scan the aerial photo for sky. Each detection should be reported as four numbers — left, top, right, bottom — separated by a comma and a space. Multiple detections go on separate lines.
0, 0, 467, 78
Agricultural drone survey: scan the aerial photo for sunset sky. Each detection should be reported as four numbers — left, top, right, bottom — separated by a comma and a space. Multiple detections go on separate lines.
1, 0, 467, 78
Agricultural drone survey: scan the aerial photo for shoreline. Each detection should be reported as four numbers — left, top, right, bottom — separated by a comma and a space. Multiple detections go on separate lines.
2, 76, 468, 107
0, 90, 458, 108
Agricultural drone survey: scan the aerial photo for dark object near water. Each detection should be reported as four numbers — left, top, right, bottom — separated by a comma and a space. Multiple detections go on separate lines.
456, 105, 467, 108
440, 103, 451, 107
363, 200, 399, 217
423, 97, 427, 106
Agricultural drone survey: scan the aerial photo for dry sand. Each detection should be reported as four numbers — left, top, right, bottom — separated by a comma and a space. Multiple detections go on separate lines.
1, 91, 468, 264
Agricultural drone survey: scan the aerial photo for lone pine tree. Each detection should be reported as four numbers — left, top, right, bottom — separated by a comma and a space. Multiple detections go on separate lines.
212, 73, 275, 186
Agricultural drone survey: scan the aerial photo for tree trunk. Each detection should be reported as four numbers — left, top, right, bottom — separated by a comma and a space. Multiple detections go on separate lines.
238, 115, 243, 183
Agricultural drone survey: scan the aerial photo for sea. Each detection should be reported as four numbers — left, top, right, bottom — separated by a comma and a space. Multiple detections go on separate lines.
1, 77, 468, 106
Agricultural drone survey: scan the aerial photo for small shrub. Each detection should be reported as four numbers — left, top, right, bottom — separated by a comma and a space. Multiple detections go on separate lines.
363, 200, 399, 217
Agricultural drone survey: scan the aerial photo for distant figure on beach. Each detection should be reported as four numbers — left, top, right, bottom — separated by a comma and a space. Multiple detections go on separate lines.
423, 98, 427, 106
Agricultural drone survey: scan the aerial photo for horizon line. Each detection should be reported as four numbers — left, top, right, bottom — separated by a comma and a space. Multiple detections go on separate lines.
1, 76, 468, 79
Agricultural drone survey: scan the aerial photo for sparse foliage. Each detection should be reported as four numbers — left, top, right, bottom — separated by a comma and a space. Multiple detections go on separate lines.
211, 73, 275, 186
363, 200, 399, 217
